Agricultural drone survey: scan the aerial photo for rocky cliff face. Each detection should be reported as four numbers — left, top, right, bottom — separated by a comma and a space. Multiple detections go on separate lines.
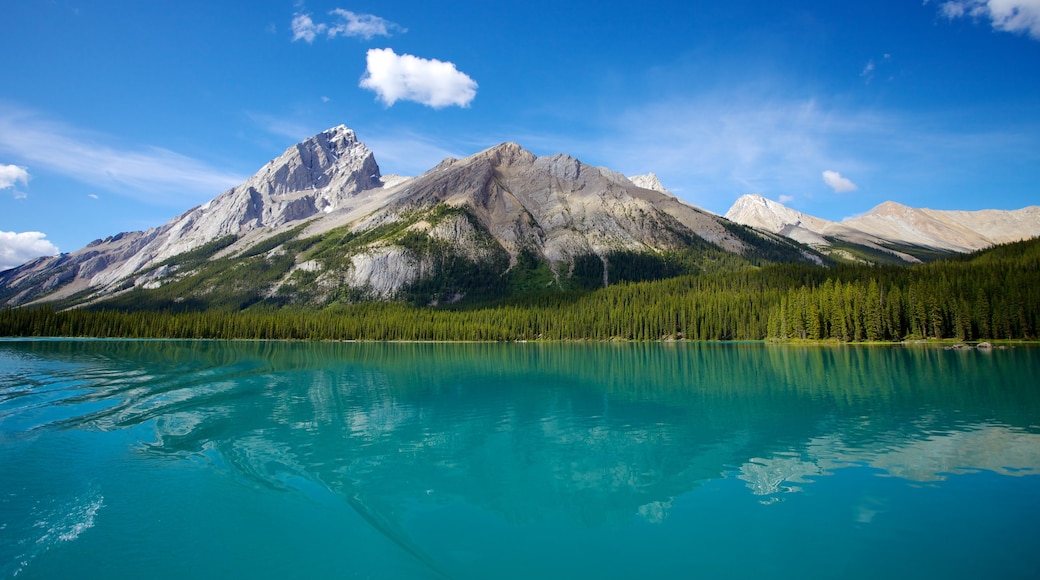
627, 173, 674, 197
341, 141, 748, 261
726, 194, 1040, 264
0, 127, 813, 308
159, 125, 380, 254
725, 194, 835, 246
0, 126, 381, 305
288, 140, 795, 301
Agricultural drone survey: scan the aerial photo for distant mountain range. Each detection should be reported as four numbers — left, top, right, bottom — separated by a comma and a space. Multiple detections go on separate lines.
2, 126, 1036, 310
0, 126, 813, 309
725, 194, 1040, 265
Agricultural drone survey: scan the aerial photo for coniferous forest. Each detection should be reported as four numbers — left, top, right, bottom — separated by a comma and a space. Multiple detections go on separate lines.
2, 238, 1037, 342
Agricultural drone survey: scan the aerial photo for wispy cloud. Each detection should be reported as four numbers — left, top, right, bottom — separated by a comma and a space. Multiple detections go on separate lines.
495, 90, 1038, 215
0, 106, 245, 206
291, 13, 323, 43
360, 48, 478, 108
0, 230, 59, 270
362, 130, 467, 177
860, 54, 891, 83
822, 170, 858, 193
292, 9, 405, 43
939, 0, 1040, 39
0, 164, 29, 190
246, 112, 319, 142
554, 95, 873, 203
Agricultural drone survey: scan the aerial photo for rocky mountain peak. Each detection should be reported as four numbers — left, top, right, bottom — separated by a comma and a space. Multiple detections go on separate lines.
725, 194, 843, 249
0, 126, 822, 307
245, 125, 380, 198
0, 125, 390, 301
725, 193, 1040, 262
322, 124, 358, 147
863, 201, 913, 218
480, 142, 538, 167
628, 172, 673, 197
726, 194, 809, 230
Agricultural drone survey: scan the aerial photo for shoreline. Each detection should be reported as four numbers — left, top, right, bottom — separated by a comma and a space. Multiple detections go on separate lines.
1, 336, 1037, 347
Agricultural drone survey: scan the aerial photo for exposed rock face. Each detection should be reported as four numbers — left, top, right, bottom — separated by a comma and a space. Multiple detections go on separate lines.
296, 141, 761, 297
117, 125, 380, 277
345, 142, 749, 263
0, 127, 803, 307
725, 194, 834, 247
844, 202, 1040, 253
627, 173, 674, 197
726, 193, 1040, 262
0, 125, 380, 304
345, 246, 431, 300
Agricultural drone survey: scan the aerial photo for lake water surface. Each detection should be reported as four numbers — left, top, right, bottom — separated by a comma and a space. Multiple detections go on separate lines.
1, 339, 1039, 579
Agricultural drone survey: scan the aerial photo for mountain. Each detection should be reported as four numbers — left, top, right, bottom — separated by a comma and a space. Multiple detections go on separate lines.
726, 194, 1040, 264
0, 126, 381, 305
842, 201, 1040, 253
0, 127, 816, 309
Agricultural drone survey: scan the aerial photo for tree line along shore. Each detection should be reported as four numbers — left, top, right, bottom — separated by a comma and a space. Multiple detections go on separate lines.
1, 238, 1037, 343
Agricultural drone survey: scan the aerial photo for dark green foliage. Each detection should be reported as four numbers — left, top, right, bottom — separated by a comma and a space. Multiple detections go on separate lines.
720, 221, 820, 265
238, 224, 312, 259
822, 237, 957, 265
156, 234, 239, 269
875, 242, 957, 264
503, 248, 559, 294
766, 238, 1040, 341
398, 230, 511, 306
606, 250, 687, 284
568, 254, 607, 290
97, 255, 294, 313
4, 238, 1036, 342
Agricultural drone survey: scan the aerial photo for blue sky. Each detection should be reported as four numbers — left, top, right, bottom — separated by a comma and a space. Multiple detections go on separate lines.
2, 0, 1039, 268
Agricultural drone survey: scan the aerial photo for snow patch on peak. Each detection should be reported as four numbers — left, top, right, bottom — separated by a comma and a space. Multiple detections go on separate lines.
322, 124, 356, 140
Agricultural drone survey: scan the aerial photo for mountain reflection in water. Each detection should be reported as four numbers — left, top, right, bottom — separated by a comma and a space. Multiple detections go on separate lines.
2, 340, 1038, 578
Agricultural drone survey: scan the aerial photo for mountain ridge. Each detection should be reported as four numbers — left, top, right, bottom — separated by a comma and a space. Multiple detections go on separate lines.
0, 127, 815, 309
7, 126, 1033, 310
726, 193, 1040, 264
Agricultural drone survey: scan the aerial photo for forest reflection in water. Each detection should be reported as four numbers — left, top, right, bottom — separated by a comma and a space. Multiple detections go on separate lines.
2, 339, 1038, 578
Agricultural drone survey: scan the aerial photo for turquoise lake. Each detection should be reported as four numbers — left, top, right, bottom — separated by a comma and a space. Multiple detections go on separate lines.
1, 339, 1038, 579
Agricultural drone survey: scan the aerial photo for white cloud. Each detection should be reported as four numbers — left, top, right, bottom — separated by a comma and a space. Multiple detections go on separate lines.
291, 13, 323, 43
0, 231, 59, 271
292, 9, 404, 43
360, 48, 478, 108
940, 0, 1040, 38
822, 170, 858, 193
328, 9, 405, 39
0, 164, 29, 189
0, 107, 244, 206
88, 193, 99, 199
779, 194, 795, 204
